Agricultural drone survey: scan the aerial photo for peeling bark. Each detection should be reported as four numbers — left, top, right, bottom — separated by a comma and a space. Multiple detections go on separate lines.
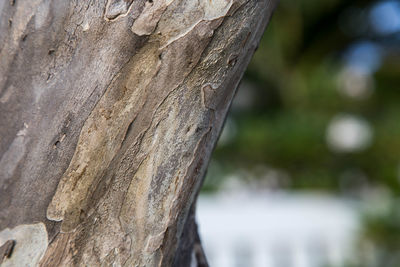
0, 0, 277, 266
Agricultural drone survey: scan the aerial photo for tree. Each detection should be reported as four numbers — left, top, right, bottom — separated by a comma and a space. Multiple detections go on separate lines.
0, 0, 277, 266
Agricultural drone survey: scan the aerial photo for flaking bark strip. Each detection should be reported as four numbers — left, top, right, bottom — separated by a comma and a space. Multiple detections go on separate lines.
46, 0, 239, 233
40, 0, 276, 265
104, 0, 135, 21
0, 223, 48, 267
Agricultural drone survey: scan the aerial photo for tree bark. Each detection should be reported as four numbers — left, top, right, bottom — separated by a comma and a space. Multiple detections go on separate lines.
0, 0, 277, 266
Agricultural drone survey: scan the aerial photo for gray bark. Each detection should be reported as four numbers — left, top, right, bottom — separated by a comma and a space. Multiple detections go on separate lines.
0, 0, 277, 266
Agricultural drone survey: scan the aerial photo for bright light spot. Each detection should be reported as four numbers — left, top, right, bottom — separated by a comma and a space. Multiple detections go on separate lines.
326, 114, 373, 153
370, 1, 400, 35
344, 42, 382, 74
337, 67, 374, 100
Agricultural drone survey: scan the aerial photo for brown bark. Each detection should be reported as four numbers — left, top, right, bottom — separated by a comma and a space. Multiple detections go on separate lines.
0, 0, 277, 266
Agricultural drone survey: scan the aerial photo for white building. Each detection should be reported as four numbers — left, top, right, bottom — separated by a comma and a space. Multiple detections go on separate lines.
197, 191, 360, 267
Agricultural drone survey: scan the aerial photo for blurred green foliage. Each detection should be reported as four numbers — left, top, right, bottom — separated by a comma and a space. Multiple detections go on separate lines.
204, 0, 400, 193
203, 0, 400, 265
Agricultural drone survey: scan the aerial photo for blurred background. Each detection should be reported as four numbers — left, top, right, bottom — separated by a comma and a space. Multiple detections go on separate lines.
196, 0, 400, 266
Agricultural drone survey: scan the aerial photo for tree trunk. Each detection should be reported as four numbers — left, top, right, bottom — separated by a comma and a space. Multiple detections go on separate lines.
0, 0, 277, 266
